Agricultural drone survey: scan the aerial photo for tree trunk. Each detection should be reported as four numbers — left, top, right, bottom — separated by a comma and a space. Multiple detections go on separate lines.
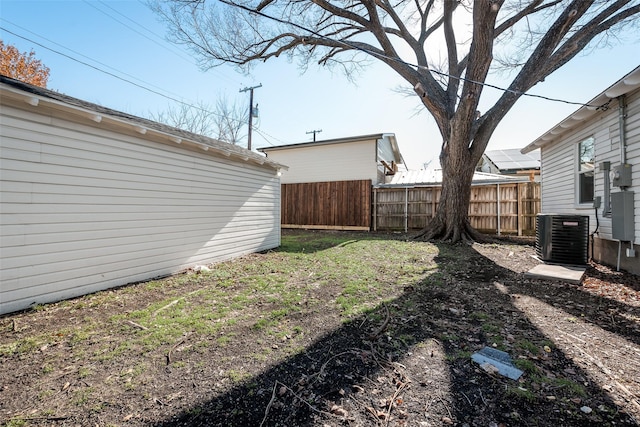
415, 132, 488, 243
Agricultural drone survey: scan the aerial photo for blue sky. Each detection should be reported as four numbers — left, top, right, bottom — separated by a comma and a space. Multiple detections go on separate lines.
1, 0, 639, 170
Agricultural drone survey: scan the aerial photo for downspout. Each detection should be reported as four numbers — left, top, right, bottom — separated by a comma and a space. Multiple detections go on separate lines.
616, 95, 628, 271
618, 95, 627, 164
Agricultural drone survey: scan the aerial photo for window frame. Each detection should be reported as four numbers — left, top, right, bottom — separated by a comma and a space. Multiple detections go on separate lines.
576, 136, 595, 207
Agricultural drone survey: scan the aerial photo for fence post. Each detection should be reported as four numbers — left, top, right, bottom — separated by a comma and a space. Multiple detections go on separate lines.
373, 187, 377, 232
404, 187, 409, 233
431, 187, 437, 219
517, 183, 523, 236
496, 183, 501, 236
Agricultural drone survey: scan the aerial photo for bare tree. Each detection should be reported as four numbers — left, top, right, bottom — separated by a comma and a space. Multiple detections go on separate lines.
150, 100, 215, 136
213, 94, 248, 144
151, 0, 639, 242
150, 97, 248, 144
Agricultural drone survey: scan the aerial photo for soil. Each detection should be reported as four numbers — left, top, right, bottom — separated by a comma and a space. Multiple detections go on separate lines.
1, 230, 639, 427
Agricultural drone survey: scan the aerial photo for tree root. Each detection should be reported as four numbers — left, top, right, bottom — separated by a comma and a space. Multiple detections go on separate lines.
414, 219, 490, 243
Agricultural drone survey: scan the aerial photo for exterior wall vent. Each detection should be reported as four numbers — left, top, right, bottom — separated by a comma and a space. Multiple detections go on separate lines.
536, 214, 589, 265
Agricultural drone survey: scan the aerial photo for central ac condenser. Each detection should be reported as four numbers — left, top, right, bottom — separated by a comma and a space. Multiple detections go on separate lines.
536, 214, 589, 265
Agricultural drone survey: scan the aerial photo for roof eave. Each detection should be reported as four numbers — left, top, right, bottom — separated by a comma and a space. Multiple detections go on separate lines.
258, 133, 390, 153
521, 65, 640, 154
1, 80, 287, 171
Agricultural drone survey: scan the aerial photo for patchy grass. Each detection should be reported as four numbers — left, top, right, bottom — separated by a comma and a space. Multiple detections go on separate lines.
1, 230, 638, 427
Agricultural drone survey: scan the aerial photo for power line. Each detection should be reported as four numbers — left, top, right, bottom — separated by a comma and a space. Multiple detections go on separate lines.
0, 18, 190, 103
218, 0, 608, 110
0, 27, 196, 107
252, 128, 279, 147
0, 23, 301, 147
83, 0, 243, 87
83, 0, 191, 62
0, 26, 254, 130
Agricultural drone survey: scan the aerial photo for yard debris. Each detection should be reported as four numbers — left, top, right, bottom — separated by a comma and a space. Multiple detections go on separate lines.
471, 347, 523, 380
166, 338, 186, 365
125, 320, 148, 330
368, 303, 390, 340
153, 289, 201, 316
192, 265, 211, 273
479, 362, 500, 375
330, 404, 348, 417
154, 298, 183, 316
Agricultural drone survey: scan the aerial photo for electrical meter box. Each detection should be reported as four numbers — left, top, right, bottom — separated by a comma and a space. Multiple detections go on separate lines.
612, 163, 632, 188
611, 191, 635, 241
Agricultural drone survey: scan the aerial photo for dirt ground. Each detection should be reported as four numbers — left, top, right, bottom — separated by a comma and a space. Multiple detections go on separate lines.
1, 230, 639, 427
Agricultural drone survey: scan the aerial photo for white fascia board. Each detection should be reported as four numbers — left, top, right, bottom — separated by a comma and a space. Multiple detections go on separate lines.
1, 83, 285, 172
521, 66, 640, 155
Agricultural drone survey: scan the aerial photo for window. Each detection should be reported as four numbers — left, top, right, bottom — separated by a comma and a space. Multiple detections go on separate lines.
577, 137, 594, 204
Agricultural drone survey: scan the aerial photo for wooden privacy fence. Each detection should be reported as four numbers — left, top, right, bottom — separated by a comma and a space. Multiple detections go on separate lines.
373, 181, 540, 235
281, 180, 372, 230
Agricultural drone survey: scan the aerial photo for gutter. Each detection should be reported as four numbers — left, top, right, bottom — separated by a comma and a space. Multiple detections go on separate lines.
1, 81, 287, 172
521, 66, 640, 154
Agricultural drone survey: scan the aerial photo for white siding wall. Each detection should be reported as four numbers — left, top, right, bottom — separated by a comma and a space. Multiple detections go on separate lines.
0, 105, 281, 314
376, 135, 397, 164
266, 139, 377, 184
540, 87, 640, 245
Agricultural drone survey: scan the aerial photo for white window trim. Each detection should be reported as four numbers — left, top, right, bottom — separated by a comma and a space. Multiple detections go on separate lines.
575, 136, 595, 209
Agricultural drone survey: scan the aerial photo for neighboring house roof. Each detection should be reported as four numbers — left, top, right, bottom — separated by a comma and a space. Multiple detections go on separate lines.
483, 149, 540, 173
522, 65, 640, 154
0, 75, 286, 171
376, 169, 526, 187
258, 133, 404, 166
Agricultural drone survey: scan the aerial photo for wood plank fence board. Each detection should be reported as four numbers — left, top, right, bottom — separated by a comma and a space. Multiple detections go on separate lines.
374, 182, 540, 236
281, 180, 371, 230
281, 180, 539, 235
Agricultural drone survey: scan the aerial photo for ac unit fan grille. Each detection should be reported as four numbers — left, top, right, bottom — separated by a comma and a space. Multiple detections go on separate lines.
536, 214, 589, 265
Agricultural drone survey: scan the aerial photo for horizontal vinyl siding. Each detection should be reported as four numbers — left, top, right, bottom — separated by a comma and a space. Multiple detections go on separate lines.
622, 89, 640, 244
267, 140, 376, 184
540, 88, 640, 244
377, 136, 397, 163
540, 141, 575, 213
0, 105, 280, 314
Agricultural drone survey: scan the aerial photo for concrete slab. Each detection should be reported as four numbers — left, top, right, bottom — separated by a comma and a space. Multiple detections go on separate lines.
525, 263, 586, 284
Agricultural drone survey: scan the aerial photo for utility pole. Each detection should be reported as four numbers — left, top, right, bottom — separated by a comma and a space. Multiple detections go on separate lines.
239, 84, 262, 150
306, 129, 322, 142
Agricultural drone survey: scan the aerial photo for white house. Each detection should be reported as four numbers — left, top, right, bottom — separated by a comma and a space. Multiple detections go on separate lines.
257, 134, 404, 230
521, 66, 640, 274
258, 133, 405, 184
0, 76, 286, 315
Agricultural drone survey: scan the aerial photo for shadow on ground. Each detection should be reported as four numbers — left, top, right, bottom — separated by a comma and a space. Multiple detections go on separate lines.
154, 242, 639, 426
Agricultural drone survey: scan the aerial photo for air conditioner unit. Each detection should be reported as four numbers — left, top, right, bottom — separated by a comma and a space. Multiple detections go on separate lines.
536, 214, 589, 265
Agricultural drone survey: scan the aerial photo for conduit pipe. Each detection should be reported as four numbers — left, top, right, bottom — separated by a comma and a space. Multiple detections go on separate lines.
616, 95, 629, 271
618, 95, 627, 164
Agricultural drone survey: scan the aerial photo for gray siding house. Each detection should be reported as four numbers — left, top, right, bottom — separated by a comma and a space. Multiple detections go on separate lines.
477, 149, 540, 180
0, 76, 286, 315
521, 66, 640, 274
